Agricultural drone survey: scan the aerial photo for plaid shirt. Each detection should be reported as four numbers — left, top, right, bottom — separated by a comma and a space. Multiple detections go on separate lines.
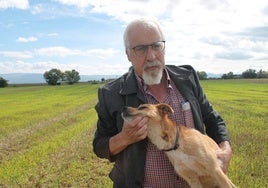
136, 70, 194, 188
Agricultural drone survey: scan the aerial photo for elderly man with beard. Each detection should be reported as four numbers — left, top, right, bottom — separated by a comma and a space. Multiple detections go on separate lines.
93, 18, 232, 188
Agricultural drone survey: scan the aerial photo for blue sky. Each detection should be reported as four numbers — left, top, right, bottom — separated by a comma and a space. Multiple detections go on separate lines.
0, 0, 268, 75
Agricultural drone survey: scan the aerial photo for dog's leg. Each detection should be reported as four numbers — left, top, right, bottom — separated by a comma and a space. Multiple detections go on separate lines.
213, 167, 236, 188
176, 168, 203, 188
229, 180, 237, 188
182, 175, 203, 188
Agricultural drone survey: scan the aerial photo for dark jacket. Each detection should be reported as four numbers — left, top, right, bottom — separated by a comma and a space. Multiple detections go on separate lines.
93, 65, 229, 188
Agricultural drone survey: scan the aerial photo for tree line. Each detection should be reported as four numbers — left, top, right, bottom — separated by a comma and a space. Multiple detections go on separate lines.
197, 69, 268, 80
0, 68, 267, 87
0, 68, 81, 87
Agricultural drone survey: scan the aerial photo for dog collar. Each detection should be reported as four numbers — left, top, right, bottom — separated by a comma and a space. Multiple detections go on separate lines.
161, 127, 179, 152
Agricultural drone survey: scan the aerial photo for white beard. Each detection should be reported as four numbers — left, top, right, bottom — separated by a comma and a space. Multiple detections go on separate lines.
142, 61, 163, 85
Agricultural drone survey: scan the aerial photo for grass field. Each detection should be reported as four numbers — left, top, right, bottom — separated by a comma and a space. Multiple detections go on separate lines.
0, 79, 267, 187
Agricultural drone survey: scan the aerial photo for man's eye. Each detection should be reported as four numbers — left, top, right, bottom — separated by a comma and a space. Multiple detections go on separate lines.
152, 44, 161, 50
135, 45, 146, 51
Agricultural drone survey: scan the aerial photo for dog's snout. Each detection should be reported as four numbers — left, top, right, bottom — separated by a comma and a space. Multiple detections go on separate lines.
121, 106, 129, 117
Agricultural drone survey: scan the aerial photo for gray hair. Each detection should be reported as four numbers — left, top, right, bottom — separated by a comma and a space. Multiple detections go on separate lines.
123, 18, 165, 49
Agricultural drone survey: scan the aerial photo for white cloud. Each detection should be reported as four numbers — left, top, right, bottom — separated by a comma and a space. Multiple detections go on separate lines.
0, 51, 33, 59
52, 0, 268, 30
87, 0, 174, 22
0, 59, 130, 75
0, 60, 60, 73
16, 37, 38, 43
53, 0, 91, 8
0, 0, 29, 9
35, 46, 80, 57
1, 0, 267, 75
34, 46, 119, 58
30, 4, 43, 14
0, 46, 120, 60
47, 33, 59, 37
84, 48, 119, 59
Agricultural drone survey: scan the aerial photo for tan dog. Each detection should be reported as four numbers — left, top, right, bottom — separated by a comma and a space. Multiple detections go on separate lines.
122, 103, 236, 188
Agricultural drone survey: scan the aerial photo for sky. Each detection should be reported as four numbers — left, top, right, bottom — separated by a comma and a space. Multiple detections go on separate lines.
0, 0, 268, 76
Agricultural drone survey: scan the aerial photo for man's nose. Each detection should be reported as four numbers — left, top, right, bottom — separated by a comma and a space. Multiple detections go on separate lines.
145, 46, 157, 61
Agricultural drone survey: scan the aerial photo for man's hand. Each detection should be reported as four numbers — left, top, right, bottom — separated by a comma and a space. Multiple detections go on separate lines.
109, 116, 148, 156
217, 141, 232, 173
121, 116, 148, 145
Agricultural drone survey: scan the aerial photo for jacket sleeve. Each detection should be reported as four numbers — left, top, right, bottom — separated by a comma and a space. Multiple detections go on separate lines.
182, 65, 230, 144
93, 85, 121, 162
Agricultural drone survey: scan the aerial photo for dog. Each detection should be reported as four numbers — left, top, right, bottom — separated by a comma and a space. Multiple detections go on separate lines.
121, 103, 236, 188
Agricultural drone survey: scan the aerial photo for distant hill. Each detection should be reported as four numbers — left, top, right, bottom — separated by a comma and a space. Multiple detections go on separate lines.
207, 73, 221, 78
0, 73, 120, 84
0, 72, 221, 84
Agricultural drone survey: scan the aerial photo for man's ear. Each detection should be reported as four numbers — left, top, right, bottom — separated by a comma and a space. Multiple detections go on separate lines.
126, 49, 131, 62
157, 103, 174, 116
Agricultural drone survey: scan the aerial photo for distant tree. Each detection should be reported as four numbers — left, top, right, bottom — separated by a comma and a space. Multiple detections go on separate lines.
242, 69, 257, 78
227, 72, 234, 79
197, 71, 207, 80
0, 76, 8, 88
221, 72, 234, 79
257, 69, 268, 78
221, 74, 228, 79
43, 68, 64, 85
63, 69, 80, 84
101, 78, 105, 82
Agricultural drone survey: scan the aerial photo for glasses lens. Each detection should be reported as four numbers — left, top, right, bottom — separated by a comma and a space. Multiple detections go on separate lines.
152, 41, 165, 51
133, 45, 147, 56
132, 41, 165, 56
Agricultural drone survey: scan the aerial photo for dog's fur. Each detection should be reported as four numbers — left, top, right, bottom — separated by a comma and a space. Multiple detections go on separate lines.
122, 103, 236, 188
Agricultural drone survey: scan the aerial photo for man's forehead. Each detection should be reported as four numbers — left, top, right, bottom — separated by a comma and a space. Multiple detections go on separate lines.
128, 32, 162, 46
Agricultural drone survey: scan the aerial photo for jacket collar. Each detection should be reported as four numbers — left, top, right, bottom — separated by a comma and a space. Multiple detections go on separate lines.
119, 67, 138, 95
119, 67, 146, 103
166, 65, 194, 101
119, 65, 193, 101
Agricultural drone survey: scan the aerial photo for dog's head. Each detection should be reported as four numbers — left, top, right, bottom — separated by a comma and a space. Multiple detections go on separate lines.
121, 103, 177, 147
121, 103, 173, 123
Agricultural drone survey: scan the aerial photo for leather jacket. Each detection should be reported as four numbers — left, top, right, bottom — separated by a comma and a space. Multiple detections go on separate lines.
93, 65, 229, 188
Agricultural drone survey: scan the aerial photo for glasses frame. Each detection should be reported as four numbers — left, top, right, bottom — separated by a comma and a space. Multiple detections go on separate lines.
130, 41, 166, 56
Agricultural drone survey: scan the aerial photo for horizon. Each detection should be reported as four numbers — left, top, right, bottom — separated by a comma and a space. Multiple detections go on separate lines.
0, 73, 122, 84
0, 69, 250, 85
0, 0, 268, 75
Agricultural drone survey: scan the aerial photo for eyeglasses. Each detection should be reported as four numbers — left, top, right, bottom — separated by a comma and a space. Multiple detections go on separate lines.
130, 41, 165, 56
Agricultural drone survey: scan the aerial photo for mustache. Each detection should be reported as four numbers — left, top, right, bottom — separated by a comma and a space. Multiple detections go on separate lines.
143, 60, 162, 69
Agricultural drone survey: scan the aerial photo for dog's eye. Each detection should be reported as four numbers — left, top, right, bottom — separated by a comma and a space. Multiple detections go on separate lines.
138, 106, 147, 110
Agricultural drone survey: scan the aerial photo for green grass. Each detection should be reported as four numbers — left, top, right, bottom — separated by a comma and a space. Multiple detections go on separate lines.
0, 84, 112, 187
201, 79, 268, 188
0, 80, 267, 187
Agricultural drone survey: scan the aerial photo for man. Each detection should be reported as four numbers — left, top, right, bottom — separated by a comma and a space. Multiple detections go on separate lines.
93, 18, 232, 188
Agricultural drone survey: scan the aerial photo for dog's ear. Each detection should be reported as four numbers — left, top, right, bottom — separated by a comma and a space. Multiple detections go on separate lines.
157, 103, 174, 116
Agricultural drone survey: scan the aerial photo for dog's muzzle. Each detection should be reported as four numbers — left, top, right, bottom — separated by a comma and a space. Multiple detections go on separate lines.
121, 106, 129, 117
121, 106, 132, 122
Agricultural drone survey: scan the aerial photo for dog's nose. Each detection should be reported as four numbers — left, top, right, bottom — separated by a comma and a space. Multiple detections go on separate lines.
121, 106, 129, 117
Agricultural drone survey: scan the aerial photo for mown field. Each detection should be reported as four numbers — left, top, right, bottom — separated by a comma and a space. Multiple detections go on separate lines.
0, 79, 267, 187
